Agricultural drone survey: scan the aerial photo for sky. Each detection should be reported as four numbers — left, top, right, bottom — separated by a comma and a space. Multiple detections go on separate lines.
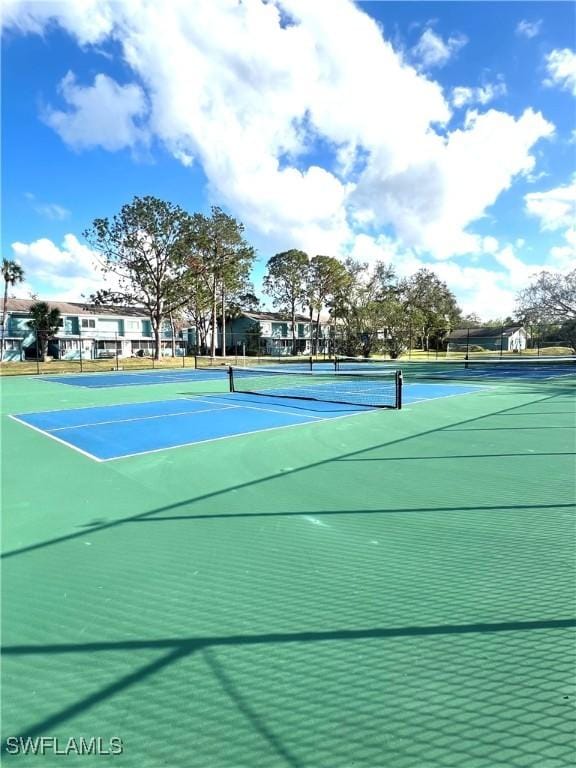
2, 0, 575, 319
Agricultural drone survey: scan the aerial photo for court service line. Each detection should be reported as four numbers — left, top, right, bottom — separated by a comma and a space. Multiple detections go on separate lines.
11, 396, 217, 416
100, 406, 383, 462
47, 404, 237, 432
186, 395, 337, 420
405, 387, 492, 404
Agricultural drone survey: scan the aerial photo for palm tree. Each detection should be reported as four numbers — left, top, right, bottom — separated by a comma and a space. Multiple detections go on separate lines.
27, 302, 61, 360
1, 258, 25, 360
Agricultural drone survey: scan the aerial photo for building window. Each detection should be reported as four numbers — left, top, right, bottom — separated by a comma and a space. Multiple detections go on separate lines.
81, 319, 96, 328
271, 322, 288, 338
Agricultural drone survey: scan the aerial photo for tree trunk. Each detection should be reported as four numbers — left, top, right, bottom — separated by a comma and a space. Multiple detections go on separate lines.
154, 320, 161, 360
210, 284, 217, 358
198, 318, 207, 353
221, 287, 226, 357
1, 281, 8, 361
169, 312, 176, 357
39, 333, 48, 360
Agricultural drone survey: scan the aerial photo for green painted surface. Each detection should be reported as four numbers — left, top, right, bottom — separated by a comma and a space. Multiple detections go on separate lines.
1, 373, 575, 767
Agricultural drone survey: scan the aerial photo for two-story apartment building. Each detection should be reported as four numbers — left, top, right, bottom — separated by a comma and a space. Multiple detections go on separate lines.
1, 299, 186, 361
224, 311, 332, 356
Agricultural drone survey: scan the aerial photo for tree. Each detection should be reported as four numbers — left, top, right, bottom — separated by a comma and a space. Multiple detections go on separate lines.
1, 258, 25, 360
27, 302, 61, 359
400, 268, 461, 351
306, 255, 350, 354
188, 207, 255, 357
460, 312, 482, 328
245, 322, 263, 356
227, 286, 261, 318
184, 279, 213, 354
556, 319, 576, 351
263, 249, 309, 354
331, 259, 395, 356
516, 269, 576, 322
84, 196, 196, 360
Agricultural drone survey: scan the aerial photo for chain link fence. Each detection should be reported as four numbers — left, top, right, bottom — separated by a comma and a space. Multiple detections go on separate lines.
1, 322, 573, 376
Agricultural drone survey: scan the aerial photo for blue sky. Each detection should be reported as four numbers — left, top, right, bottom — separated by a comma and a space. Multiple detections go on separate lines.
2, 0, 575, 318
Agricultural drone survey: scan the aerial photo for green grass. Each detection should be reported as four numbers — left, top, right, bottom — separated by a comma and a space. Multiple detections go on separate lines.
2, 371, 575, 767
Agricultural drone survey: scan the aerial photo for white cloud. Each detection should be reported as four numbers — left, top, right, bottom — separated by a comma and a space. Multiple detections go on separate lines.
346, 233, 519, 317
10, 235, 115, 300
451, 78, 507, 108
524, 180, 576, 271
345, 231, 574, 319
25, 193, 70, 221
525, 180, 576, 231
42, 71, 148, 151
515, 20, 542, 40
351, 107, 554, 258
1, 0, 559, 295
411, 27, 467, 70
36, 203, 71, 221
544, 49, 576, 95
1, 0, 117, 44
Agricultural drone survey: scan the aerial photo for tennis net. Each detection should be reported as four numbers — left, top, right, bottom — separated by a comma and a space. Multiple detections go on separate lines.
336, 356, 576, 380
335, 356, 393, 372
196, 355, 314, 371
229, 366, 402, 409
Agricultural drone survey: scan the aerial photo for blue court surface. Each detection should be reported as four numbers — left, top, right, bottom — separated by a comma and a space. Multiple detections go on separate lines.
40, 367, 228, 388
11, 382, 484, 461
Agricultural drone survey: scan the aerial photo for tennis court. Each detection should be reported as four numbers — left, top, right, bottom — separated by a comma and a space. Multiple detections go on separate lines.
10, 375, 483, 461
2, 359, 575, 767
39, 366, 228, 388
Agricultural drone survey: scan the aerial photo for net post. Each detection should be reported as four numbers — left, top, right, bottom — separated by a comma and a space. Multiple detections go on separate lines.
309, 355, 313, 372
228, 365, 235, 392
396, 370, 403, 410
194, 353, 198, 369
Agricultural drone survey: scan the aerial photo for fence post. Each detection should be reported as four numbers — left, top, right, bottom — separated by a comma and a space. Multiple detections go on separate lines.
396, 370, 403, 410
499, 326, 504, 358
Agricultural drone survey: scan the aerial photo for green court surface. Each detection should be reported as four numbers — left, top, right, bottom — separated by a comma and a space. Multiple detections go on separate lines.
1, 371, 575, 768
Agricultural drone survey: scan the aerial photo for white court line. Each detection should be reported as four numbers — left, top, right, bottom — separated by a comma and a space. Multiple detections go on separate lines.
407, 382, 487, 389
405, 387, 492, 405
47, 404, 237, 432
100, 406, 383, 462
11, 397, 208, 416
10, 384, 491, 463
38, 370, 223, 388
8, 415, 104, 462
185, 394, 340, 420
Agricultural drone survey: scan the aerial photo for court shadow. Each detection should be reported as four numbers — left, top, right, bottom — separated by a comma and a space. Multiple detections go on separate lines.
3, 390, 571, 561
3, 617, 575, 759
